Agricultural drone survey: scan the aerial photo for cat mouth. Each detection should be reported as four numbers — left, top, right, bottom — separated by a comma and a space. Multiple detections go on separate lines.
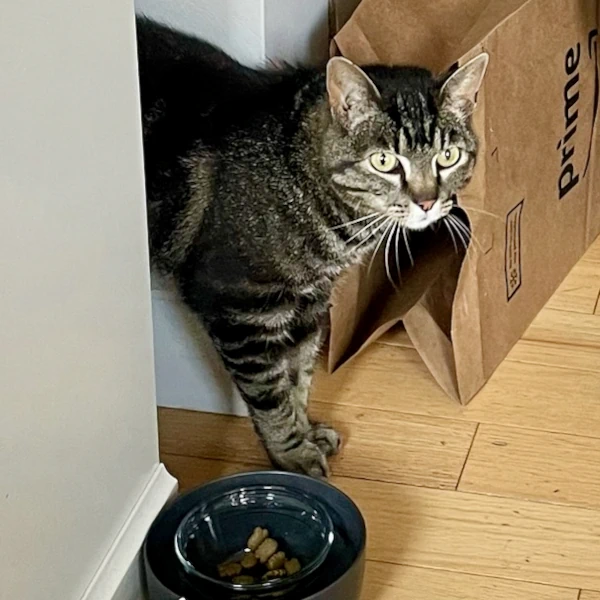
405, 216, 434, 231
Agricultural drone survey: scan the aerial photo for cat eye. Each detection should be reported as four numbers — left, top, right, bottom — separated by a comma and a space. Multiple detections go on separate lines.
436, 147, 461, 169
369, 151, 399, 173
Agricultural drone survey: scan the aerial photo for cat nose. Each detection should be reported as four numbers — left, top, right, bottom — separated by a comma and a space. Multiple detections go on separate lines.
417, 199, 436, 212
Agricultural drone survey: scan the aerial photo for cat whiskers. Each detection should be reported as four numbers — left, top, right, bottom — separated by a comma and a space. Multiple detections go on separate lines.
402, 227, 414, 267
368, 218, 394, 275
458, 205, 502, 221
348, 213, 417, 290
454, 194, 502, 223
384, 222, 399, 290
345, 214, 388, 245
445, 213, 470, 252
444, 212, 485, 256
393, 222, 402, 286
350, 216, 391, 253
443, 220, 460, 253
386, 221, 412, 290
453, 213, 485, 252
330, 212, 380, 231
367, 218, 412, 291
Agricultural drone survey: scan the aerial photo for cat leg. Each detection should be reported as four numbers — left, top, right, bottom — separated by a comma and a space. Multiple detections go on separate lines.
293, 330, 341, 458
235, 363, 330, 478
213, 326, 332, 477
195, 286, 340, 477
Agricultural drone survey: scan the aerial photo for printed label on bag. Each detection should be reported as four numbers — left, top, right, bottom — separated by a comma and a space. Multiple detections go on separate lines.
557, 28, 599, 199
505, 200, 524, 301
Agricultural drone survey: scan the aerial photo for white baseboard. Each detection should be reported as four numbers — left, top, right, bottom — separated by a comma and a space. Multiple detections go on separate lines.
80, 463, 178, 600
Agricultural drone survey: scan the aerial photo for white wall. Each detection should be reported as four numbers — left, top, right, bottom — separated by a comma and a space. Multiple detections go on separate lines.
135, 0, 330, 67
151, 281, 248, 416
0, 1, 163, 598
136, 0, 330, 415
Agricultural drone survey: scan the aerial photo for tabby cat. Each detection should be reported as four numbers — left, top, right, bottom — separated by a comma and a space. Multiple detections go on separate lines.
136, 17, 488, 477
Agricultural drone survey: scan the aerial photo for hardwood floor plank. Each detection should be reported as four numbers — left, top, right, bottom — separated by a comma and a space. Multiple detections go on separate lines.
583, 236, 600, 263
506, 339, 600, 373
158, 404, 477, 489
161, 454, 259, 491
580, 592, 600, 600
459, 425, 600, 509
159, 456, 600, 590
544, 260, 600, 315
314, 344, 463, 419
312, 402, 476, 489
363, 561, 578, 600
377, 324, 413, 348
335, 477, 600, 590
159, 407, 269, 467
312, 343, 600, 437
522, 308, 600, 348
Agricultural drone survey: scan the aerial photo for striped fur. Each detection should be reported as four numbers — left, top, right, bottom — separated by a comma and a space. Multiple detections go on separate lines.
136, 19, 485, 477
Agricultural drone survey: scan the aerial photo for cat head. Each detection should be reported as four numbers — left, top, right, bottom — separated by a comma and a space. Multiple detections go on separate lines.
322, 54, 488, 232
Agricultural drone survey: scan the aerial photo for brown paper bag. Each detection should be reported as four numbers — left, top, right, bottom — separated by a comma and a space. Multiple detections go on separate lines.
328, 0, 600, 403
328, 0, 362, 38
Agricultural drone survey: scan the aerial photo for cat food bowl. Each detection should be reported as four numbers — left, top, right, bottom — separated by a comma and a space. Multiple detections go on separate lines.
144, 471, 366, 600
174, 485, 334, 597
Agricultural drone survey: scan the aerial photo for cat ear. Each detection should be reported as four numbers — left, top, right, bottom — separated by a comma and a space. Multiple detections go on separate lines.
326, 57, 381, 130
439, 53, 489, 120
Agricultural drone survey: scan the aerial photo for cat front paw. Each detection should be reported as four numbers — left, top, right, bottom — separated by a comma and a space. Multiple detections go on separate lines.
308, 422, 341, 458
268, 438, 330, 479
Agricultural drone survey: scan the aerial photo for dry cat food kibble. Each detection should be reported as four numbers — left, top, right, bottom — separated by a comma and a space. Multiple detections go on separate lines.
262, 569, 287, 581
217, 526, 302, 585
266, 551, 286, 570
247, 527, 269, 551
284, 558, 301, 576
255, 538, 278, 564
217, 561, 242, 578
240, 552, 258, 570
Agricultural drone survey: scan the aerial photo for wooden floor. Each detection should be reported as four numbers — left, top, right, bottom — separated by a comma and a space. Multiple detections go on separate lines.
159, 237, 600, 599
